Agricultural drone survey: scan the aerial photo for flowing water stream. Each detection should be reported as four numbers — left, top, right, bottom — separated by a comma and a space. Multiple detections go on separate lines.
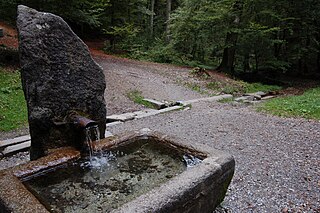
83, 125, 107, 168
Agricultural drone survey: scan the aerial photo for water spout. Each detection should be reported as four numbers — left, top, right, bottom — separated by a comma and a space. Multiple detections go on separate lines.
70, 115, 98, 129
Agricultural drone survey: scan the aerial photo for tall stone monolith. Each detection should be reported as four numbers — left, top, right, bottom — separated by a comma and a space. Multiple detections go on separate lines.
17, 5, 107, 160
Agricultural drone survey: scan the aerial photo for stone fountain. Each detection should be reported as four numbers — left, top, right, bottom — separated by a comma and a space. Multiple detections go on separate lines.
17, 5, 107, 160
0, 5, 235, 213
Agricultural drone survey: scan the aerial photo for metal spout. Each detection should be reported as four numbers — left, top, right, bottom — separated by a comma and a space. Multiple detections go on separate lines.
71, 115, 98, 129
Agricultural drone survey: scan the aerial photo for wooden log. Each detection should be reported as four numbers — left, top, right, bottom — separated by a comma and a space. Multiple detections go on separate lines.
0, 135, 31, 148
1, 141, 31, 156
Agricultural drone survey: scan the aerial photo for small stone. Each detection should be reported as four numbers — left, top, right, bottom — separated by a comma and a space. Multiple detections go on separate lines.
165, 174, 173, 178
253, 95, 262, 100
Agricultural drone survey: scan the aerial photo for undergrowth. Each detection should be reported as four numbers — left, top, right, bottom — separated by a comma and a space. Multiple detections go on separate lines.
0, 67, 27, 131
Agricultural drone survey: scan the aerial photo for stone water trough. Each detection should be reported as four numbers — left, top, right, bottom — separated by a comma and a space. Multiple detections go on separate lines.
0, 130, 235, 212
0, 5, 235, 212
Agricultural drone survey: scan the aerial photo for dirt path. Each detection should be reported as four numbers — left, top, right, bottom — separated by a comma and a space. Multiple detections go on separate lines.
93, 53, 204, 115
0, 22, 18, 49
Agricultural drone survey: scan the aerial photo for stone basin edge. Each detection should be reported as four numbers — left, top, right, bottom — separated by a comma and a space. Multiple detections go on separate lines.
111, 129, 235, 213
0, 129, 235, 213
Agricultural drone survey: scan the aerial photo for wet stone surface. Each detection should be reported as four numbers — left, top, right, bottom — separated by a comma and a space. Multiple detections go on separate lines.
22, 139, 201, 212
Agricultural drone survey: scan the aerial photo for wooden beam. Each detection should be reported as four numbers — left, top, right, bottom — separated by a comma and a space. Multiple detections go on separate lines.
1, 141, 31, 156
0, 135, 31, 148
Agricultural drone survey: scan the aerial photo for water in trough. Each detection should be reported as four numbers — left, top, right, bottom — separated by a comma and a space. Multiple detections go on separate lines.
22, 135, 202, 212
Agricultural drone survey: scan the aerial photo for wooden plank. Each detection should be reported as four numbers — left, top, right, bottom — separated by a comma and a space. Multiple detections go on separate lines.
1, 141, 31, 156
106, 121, 123, 127
0, 135, 31, 148
107, 113, 135, 122
181, 94, 233, 105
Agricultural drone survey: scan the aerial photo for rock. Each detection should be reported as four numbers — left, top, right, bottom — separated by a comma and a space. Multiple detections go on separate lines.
253, 94, 262, 100
245, 91, 267, 97
17, 5, 106, 160
254, 91, 267, 96
142, 98, 166, 109
261, 95, 275, 100
235, 96, 253, 102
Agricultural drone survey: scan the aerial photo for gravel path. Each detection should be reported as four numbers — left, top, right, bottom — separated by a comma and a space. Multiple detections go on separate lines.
1, 54, 319, 212
94, 55, 204, 115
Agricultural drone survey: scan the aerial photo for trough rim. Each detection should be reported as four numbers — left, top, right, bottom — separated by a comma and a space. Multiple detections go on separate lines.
0, 129, 234, 213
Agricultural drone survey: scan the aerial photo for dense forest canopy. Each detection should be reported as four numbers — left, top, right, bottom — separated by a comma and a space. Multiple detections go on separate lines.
1, 0, 320, 78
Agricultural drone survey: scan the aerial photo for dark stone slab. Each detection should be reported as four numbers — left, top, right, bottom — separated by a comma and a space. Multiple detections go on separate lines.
17, 5, 106, 160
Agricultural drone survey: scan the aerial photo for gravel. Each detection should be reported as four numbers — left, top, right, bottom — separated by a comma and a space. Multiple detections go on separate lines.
1, 55, 319, 212
95, 55, 205, 115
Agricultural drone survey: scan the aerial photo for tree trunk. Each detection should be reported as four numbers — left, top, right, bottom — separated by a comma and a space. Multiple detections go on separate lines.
150, 0, 155, 39
254, 49, 259, 72
165, 0, 172, 42
128, 0, 131, 22
216, 1, 242, 74
110, 0, 115, 50
317, 52, 320, 73
217, 32, 238, 73
243, 53, 250, 72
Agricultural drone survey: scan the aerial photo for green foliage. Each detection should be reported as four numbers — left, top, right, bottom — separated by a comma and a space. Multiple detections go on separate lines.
104, 23, 141, 51
258, 88, 320, 120
168, 0, 320, 76
0, 0, 110, 31
168, 0, 230, 64
206, 82, 222, 90
126, 90, 156, 109
2, 0, 320, 78
0, 68, 27, 131
206, 80, 281, 95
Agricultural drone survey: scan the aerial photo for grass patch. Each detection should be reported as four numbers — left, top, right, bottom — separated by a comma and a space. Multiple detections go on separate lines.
258, 87, 320, 120
218, 97, 234, 103
243, 82, 282, 93
126, 90, 156, 109
0, 68, 28, 131
206, 81, 281, 95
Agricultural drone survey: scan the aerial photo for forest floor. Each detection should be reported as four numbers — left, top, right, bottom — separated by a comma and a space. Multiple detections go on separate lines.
0, 24, 319, 212
0, 22, 18, 48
